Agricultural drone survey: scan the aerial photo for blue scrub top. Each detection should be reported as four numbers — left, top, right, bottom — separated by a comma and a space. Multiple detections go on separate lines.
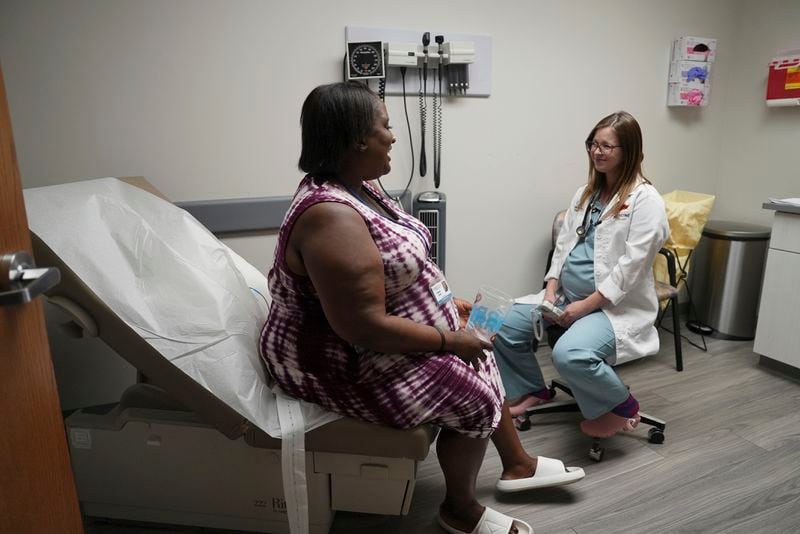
560, 197, 606, 303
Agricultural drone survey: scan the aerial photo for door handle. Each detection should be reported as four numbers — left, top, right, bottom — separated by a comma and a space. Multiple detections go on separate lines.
0, 251, 61, 306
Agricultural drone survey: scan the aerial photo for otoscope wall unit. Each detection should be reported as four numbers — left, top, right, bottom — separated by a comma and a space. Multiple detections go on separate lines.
667, 36, 716, 107
345, 26, 492, 97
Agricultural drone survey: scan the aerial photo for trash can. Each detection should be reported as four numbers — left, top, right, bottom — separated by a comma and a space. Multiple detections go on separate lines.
688, 220, 771, 339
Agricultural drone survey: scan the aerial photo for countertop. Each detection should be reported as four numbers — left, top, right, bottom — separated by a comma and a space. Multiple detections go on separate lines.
762, 201, 800, 215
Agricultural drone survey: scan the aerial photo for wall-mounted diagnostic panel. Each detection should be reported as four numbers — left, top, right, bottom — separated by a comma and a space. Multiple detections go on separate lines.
340, 26, 492, 199
346, 41, 385, 80
345, 26, 491, 97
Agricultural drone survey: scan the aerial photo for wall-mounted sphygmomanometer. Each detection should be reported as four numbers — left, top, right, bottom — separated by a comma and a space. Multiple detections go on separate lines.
346, 41, 386, 80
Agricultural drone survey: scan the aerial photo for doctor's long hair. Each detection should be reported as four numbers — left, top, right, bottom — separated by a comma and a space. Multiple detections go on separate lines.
579, 111, 650, 217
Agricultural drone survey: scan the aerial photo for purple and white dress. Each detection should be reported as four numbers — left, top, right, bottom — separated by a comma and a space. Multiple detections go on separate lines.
259, 176, 503, 438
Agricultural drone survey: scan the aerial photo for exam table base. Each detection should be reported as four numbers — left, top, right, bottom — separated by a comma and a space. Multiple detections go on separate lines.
66, 406, 421, 533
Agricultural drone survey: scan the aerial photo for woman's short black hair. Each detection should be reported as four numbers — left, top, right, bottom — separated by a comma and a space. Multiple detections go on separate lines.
298, 81, 380, 178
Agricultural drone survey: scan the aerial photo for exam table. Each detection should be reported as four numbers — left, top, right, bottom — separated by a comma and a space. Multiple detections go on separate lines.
25, 177, 436, 534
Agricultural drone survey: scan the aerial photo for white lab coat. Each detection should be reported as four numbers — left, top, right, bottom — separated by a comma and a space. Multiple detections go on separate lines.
516, 180, 669, 364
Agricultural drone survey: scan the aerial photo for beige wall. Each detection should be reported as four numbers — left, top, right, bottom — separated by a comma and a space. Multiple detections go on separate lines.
713, 0, 800, 226
1, 0, 794, 301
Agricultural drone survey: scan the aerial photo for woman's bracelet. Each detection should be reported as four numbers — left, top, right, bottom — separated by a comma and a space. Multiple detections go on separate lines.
433, 325, 447, 352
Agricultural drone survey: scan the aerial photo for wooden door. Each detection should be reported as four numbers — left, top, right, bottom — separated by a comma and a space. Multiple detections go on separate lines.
0, 66, 83, 533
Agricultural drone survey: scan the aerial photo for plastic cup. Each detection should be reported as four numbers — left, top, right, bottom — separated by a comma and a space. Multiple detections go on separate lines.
465, 285, 514, 342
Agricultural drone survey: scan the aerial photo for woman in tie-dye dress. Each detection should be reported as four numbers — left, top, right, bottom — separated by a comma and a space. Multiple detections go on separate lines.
260, 82, 583, 534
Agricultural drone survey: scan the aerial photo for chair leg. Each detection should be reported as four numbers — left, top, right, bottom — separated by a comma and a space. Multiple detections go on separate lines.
670, 295, 683, 371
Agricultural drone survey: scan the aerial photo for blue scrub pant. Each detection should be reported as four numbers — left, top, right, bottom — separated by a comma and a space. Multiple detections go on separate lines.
492, 302, 630, 420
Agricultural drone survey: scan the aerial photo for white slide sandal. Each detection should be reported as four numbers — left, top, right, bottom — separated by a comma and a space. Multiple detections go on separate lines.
495, 456, 585, 493
438, 506, 533, 534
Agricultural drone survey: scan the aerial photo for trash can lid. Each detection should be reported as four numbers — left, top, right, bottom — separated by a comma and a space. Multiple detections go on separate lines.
702, 220, 771, 240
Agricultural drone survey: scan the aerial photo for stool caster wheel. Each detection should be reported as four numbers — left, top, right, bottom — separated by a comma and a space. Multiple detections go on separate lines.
588, 444, 604, 462
648, 427, 665, 444
514, 416, 531, 432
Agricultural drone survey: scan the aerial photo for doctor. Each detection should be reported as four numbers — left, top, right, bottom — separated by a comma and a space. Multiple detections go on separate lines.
494, 111, 669, 438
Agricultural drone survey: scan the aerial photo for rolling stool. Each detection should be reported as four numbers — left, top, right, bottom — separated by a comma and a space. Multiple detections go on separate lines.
515, 379, 666, 461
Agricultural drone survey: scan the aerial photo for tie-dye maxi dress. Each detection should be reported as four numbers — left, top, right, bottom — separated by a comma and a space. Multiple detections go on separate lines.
260, 176, 503, 438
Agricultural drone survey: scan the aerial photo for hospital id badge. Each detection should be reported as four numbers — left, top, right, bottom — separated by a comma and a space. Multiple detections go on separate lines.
429, 279, 453, 306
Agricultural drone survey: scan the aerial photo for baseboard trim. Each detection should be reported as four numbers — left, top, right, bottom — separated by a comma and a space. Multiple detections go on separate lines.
758, 355, 800, 383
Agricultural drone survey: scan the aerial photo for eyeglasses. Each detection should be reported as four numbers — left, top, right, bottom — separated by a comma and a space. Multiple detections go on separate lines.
585, 141, 621, 155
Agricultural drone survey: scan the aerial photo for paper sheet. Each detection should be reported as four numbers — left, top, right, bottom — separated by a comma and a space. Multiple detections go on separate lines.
24, 178, 339, 438
768, 197, 800, 207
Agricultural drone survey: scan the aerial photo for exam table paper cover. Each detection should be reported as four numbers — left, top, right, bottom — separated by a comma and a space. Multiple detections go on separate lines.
24, 178, 339, 438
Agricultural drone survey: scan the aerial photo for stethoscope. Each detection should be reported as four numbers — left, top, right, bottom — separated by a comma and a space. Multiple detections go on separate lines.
575, 191, 605, 238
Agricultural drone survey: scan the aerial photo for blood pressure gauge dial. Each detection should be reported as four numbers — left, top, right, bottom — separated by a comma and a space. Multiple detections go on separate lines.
351, 44, 380, 75
346, 41, 385, 80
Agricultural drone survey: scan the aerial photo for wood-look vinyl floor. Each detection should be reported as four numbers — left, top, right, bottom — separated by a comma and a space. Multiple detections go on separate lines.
86, 331, 800, 534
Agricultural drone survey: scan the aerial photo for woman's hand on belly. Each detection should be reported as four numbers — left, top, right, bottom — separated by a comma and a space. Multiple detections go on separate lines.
444, 329, 494, 373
